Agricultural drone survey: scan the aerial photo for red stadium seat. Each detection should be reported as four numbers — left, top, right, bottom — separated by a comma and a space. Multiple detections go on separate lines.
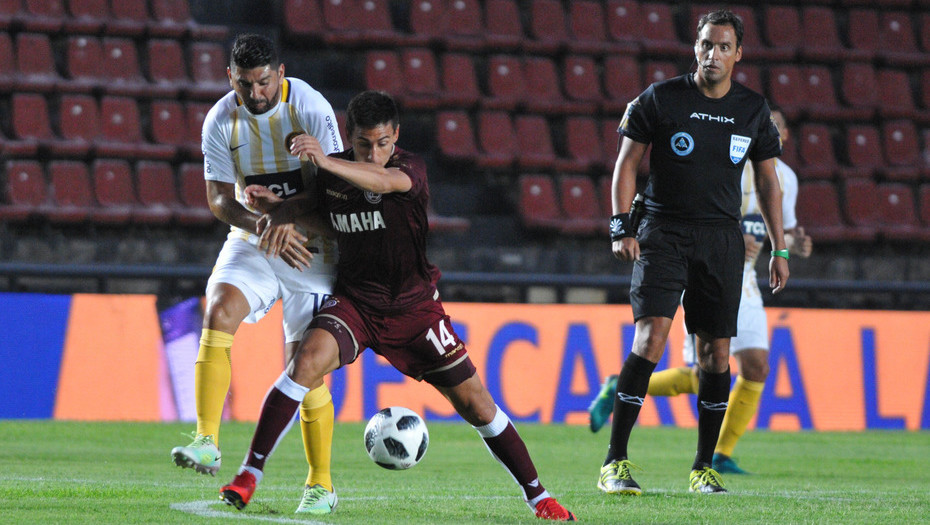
148, 0, 191, 38
920, 184, 930, 225
408, 0, 447, 45
443, 0, 483, 50
146, 39, 187, 95
761, 6, 801, 60
640, 3, 687, 57
880, 120, 920, 181
800, 6, 869, 62
847, 9, 879, 60
134, 160, 178, 224
58, 94, 100, 143
483, 55, 524, 111
921, 13, 930, 54
877, 69, 929, 122
568, 1, 617, 55
840, 63, 878, 110
322, 0, 399, 47
99, 96, 142, 143
64, 36, 103, 91
47, 160, 93, 223
795, 181, 849, 241
187, 42, 229, 100
0, 160, 49, 221
365, 50, 402, 96
523, 56, 574, 114
435, 111, 477, 162
606, 0, 641, 49
12, 93, 53, 141
150, 100, 186, 145
796, 124, 837, 180
176, 163, 216, 225
841, 178, 881, 240
515, 115, 557, 169
91, 158, 135, 224
802, 66, 873, 122
767, 65, 804, 120
185, 102, 212, 151
475, 110, 516, 169
563, 55, 603, 104
0, 32, 13, 91
100, 38, 147, 95
440, 53, 480, 108
879, 12, 930, 67
599, 175, 613, 218
875, 182, 922, 239
565, 116, 604, 172
519, 174, 563, 231
733, 64, 763, 94
525, 0, 569, 55
601, 119, 622, 167
0, 0, 20, 29
15, 32, 57, 92
65, 0, 108, 33
558, 175, 601, 234
484, 0, 523, 51
400, 48, 441, 109
841, 125, 882, 179
283, 0, 324, 39
644, 61, 678, 86
20, 0, 65, 32
105, 0, 148, 36
602, 55, 642, 114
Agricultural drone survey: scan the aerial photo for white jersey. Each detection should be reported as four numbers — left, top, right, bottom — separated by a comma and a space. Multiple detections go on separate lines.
201, 77, 343, 257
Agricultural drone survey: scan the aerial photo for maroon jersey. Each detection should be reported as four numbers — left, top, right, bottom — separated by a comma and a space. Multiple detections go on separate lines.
316, 147, 441, 314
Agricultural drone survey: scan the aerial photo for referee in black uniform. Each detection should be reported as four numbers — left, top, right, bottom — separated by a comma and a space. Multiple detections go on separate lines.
597, 9, 789, 496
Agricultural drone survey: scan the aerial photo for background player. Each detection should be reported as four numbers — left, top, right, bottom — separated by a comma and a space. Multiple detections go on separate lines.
219, 90, 576, 521
598, 10, 788, 496
589, 107, 813, 475
169, 33, 343, 515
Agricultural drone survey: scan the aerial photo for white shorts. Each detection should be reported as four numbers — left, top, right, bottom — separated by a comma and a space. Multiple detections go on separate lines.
682, 265, 769, 364
207, 236, 336, 342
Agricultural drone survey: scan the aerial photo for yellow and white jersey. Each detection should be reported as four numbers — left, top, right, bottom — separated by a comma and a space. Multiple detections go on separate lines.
739, 159, 798, 299
201, 77, 343, 254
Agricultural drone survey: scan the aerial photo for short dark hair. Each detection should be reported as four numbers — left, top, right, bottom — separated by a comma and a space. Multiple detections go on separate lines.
230, 34, 279, 70
696, 9, 744, 49
346, 90, 399, 137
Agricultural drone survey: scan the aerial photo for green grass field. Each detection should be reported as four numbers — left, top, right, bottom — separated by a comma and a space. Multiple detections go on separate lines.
1, 420, 928, 524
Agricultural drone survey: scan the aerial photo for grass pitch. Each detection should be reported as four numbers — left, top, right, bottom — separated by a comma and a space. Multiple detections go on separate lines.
1, 420, 928, 524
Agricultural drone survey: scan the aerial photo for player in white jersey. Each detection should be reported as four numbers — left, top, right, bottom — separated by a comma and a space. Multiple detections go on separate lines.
589, 108, 812, 474
170, 34, 342, 515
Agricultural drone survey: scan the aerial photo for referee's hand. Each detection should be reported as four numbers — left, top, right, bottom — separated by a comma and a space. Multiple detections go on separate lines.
769, 256, 789, 294
613, 237, 640, 262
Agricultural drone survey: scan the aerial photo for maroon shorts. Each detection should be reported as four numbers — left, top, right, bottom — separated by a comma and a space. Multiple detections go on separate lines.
308, 294, 476, 387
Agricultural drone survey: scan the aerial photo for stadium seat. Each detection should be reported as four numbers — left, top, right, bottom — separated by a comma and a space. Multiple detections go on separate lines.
921, 13, 930, 54
563, 55, 603, 105
91, 158, 135, 224
599, 175, 613, 218
761, 5, 801, 60
58, 94, 100, 143
185, 102, 212, 152
605, 0, 641, 50
733, 64, 763, 94
879, 12, 930, 67
880, 120, 920, 181
568, 0, 618, 55
525, 0, 569, 55
484, 0, 523, 51
564, 116, 604, 172
601, 119, 622, 167
796, 124, 838, 180
840, 63, 879, 110
0, 0, 20, 30
518, 174, 563, 231
920, 184, 930, 225
802, 66, 873, 122
134, 160, 178, 224
65, 0, 108, 33
322, 0, 399, 47
64, 36, 103, 92
0, 32, 13, 91
12, 93, 54, 142
475, 111, 516, 169
515, 115, 557, 169
100, 38, 149, 97
875, 182, 922, 239
795, 181, 849, 241
149, 0, 192, 38
483, 55, 525, 111
440, 53, 480, 108
408, 0, 446, 46
435, 111, 477, 162
800, 6, 869, 62
841, 125, 882, 179
150, 100, 187, 146
847, 9, 879, 60
558, 175, 602, 234
779, 131, 800, 171
15, 32, 57, 93
524, 56, 594, 114
841, 178, 881, 240
47, 160, 93, 223
105, 0, 148, 36
644, 61, 678, 86
146, 39, 187, 95
187, 42, 229, 100
767, 65, 804, 120
283, 0, 324, 39
640, 3, 688, 57
365, 50, 403, 95
20, 0, 65, 33
602, 55, 642, 114
442, 0, 483, 50
400, 48, 441, 109
176, 163, 216, 225
878, 69, 929, 122
98, 96, 175, 160
0, 160, 49, 221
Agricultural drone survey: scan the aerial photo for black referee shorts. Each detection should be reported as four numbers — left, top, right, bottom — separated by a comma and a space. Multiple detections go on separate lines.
629, 215, 744, 338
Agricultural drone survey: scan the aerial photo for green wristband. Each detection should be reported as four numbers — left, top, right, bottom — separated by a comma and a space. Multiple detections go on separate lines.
771, 249, 790, 261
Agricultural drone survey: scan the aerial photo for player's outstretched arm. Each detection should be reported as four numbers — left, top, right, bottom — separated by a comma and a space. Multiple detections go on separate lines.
290, 134, 411, 194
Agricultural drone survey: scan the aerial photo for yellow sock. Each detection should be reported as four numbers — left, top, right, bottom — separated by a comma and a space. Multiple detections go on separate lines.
194, 329, 234, 445
715, 375, 765, 457
647, 366, 699, 396
300, 383, 335, 491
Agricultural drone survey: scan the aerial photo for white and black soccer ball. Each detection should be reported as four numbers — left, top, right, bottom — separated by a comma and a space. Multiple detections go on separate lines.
363, 406, 429, 470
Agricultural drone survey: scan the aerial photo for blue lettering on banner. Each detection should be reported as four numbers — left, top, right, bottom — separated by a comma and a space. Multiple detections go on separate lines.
862, 328, 906, 429
922, 339, 930, 429
620, 323, 681, 425
424, 322, 468, 422
329, 365, 347, 417
757, 327, 813, 429
552, 324, 601, 423
486, 323, 541, 422
362, 351, 406, 420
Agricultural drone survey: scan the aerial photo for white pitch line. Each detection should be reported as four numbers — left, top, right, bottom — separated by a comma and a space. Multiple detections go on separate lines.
170, 500, 328, 524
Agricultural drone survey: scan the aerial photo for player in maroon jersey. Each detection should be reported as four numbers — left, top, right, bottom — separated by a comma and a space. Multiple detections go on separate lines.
219, 91, 575, 521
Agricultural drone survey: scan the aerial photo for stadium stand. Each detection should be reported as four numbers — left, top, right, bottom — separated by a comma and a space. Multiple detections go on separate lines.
476, 110, 516, 170
134, 160, 179, 225
0, 160, 49, 221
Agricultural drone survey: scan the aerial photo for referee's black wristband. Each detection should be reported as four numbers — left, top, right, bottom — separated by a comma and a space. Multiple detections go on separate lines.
609, 213, 633, 241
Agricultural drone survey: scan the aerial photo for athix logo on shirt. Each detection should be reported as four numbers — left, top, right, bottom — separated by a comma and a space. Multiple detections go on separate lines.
330, 211, 386, 233
690, 112, 735, 123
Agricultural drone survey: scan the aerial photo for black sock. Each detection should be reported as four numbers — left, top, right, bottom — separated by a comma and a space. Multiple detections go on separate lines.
693, 367, 731, 470
605, 353, 657, 465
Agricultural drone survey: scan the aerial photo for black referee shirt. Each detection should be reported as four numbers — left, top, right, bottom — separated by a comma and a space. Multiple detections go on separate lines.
619, 73, 782, 223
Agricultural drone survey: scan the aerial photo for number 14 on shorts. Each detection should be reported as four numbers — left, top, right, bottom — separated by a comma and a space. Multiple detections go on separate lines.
426, 319, 457, 355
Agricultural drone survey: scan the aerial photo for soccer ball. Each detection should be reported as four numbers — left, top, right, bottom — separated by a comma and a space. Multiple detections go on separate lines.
363, 406, 429, 470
